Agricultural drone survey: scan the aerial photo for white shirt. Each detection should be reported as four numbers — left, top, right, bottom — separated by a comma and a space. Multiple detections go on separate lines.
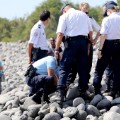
100, 12, 120, 40
90, 17, 100, 32
118, 12, 120, 15
56, 8, 92, 36
28, 20, 49, 50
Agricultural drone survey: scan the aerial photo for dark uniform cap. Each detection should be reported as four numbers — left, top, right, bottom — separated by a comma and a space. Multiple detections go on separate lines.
105, 1, 117, 7
103, 1, 117, 17
60, 3, 70, 13
106, 4, 116, 9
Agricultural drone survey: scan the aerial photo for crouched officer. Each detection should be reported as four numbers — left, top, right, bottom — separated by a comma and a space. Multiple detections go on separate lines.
24, 56, 59, 103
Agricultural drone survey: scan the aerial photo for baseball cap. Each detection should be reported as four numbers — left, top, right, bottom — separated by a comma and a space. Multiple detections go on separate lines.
105, 1, 117, 7
106, 4, 116, 10
103, 1, 118, 17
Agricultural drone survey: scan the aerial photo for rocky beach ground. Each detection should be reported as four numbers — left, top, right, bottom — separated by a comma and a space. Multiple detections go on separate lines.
0, 41, 120, 120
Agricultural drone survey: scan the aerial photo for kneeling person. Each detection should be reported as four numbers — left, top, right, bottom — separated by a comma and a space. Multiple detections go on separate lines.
24, 56, 59, 103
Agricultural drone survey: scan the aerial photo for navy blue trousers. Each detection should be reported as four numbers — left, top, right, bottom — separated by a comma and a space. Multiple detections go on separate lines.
58, 36, 88, 92
66, 42, 93, 86
25, 75, 56, 96
93, 40, 120, 90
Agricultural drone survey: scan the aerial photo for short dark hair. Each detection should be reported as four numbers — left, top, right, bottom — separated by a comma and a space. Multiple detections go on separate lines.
40, 10, 50, 21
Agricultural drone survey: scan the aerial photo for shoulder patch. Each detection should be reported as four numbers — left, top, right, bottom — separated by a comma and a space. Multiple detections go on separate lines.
89, 16, 93, 18
38, 25, 41, 28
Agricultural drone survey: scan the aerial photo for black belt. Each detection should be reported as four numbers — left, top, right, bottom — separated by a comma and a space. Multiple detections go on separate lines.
33, 48, 48, 53
66, 35, 88, 39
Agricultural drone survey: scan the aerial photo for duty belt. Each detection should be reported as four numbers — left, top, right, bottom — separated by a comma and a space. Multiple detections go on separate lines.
66, 35, 88, 40
33, 48, 48, 53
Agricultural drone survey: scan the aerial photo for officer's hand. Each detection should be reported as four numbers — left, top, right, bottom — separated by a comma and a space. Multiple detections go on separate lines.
98, 51, 102, 59
28, 58, 33, 64
88, 43, 91, 56
54, 50, 59, 60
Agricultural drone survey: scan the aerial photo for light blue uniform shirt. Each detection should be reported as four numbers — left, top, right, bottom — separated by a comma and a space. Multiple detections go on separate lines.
33, 56, 59, 76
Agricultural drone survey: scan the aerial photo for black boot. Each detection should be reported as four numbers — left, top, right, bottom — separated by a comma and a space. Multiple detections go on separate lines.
78, 88, 93, 100
41, 92, 50, 103
52, 89, 65, 107
108, 90, 118, 98
32, 88, 44, 104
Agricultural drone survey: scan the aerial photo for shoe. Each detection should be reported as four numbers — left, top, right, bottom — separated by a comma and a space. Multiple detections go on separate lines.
108, 90, 118, 98
32, 89, 44, 104
32, 94, 41, 104
50, 89, 65, 106
78, 88, 93, 100
41, 92, 50, 103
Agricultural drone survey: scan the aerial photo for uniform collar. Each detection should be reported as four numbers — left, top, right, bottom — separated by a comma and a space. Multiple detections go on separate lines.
67, 8, 75, 13
110, 12, 118, 15
39, 20, 45, 29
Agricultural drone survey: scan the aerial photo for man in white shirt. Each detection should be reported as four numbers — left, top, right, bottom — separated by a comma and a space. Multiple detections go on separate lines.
28, 10, 50, 64
79, 2, 101, 83
93, 2, 120, 98
54, 4, 92, 104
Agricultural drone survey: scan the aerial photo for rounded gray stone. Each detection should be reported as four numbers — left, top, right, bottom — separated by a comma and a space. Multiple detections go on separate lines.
73, 97, 85, 107
103, 112, 120, 120
27, 104, 41, 118
86, 105, 101, 117
90, 94, 103, 106
109, 106, 120, 114
97, 98, 111, 109
56, 107, 64, 117
20, 97, 36, 110
77, 103, 85, 111
111, 97, 120, 105
86, 115, 98, 120
66, 85, 80, 100
43, 112, 61, 120
76, 110, 87, 120
60, 117, 71, 120
63, 107, 78, 118
12, 96, 19, 108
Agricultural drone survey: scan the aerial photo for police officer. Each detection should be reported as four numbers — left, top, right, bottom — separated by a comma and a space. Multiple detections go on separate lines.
24, 56, 59, 103
54, 4, 92, 103
28, 10, 50, 64
102, 1, 118, 93
79, 2, 101, 83
93, 3, 120, 98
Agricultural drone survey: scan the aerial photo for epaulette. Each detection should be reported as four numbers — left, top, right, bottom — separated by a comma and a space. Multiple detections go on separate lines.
89, 16, 93, 19
38, 25, 41, 28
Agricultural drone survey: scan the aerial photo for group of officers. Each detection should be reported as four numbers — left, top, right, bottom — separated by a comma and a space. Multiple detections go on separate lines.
25, 1, 120, 105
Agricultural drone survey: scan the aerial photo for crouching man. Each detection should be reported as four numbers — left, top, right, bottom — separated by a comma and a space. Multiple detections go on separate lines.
24, 55, 59, 104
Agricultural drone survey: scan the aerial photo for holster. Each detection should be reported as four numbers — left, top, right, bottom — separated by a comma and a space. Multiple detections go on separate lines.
62, 36, 68, 49
24, 64, 37, 79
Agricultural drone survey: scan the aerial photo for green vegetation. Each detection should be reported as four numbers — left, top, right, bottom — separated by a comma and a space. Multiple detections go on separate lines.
1, 0, 119, 42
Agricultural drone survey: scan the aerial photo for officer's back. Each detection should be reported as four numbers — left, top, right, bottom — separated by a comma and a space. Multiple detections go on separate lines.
61, 7, 91, 36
